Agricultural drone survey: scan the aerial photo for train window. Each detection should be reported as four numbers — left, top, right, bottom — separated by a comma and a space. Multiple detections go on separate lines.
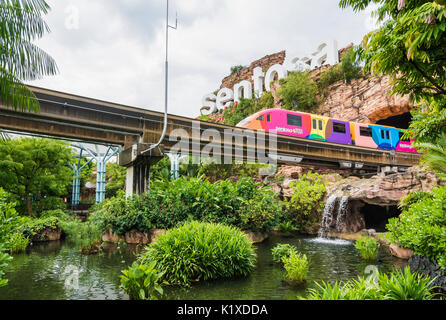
360, 127, 373, 137
386, 131, 390, 140
318, 120, 323, 130
287, 114, 302, 127
267, 114, 271, 122
381, 130, 385, 139
312, 119, 317, 129
399, 131, 410, 142
256, 115, 264, 121
333, 122, 346, 134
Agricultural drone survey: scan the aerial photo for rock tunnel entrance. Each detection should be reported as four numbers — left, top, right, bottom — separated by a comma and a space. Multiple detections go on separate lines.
360, 203, 401, 232
375, 112, 412, 130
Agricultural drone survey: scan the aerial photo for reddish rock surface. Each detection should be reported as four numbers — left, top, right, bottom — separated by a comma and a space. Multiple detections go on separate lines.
32, 228, 62, 242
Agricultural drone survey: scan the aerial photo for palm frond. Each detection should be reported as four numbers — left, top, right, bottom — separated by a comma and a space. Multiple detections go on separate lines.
0, 67, 39, 112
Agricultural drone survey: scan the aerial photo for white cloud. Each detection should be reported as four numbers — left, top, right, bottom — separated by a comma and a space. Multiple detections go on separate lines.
29, 0, 374, 118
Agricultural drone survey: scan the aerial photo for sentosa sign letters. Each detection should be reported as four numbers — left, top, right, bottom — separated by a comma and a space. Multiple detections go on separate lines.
201, 40, 339, 115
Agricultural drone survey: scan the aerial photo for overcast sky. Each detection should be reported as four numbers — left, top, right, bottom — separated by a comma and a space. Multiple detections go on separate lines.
30, 0, 377, 119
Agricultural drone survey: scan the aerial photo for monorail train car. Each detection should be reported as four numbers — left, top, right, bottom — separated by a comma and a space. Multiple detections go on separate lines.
236, 108, 417, 153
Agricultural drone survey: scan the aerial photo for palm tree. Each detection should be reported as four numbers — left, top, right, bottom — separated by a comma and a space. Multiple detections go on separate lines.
417, 134, 446, 180
0, 0, 57, 112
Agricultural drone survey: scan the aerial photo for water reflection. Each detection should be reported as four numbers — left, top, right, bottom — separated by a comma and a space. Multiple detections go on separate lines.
0, 235, 407, 300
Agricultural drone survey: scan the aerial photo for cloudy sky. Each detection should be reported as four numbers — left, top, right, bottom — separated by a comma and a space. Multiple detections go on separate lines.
30, 0, 377, 119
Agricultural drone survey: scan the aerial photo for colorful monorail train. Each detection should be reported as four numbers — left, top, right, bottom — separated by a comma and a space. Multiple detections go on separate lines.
236, 108, 417, 153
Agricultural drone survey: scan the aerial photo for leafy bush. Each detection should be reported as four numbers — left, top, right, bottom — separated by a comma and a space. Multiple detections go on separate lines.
230, 65, 247, 75
282, 173, 326, 231
0, 246, 12, 288
387, 186, 446, 267
277, 71, 319, 112
138, 221, 257, 286
318, 47, 363, 91
91, 176, 282, 235
283, 252, 309, 284
398, 191, 433, 212
302, 267, 438, 300
120, 261, 167, 300
271, 243, 298, 264
222, 92, 274, 126
355, 236, 380, 260
7, 232, 29, 254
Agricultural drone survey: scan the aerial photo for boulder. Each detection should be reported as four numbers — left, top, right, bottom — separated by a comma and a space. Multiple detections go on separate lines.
149, 229, 166, 243
388, 244, 414, 260
244, 230, 269, 243
32, 227, 62, 242
125, 229, 150, 245
102, 230, 124, 243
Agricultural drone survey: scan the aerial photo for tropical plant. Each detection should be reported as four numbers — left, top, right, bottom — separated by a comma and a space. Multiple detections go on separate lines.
0, 0, 58, 112
277, 71, 319, 111
301, 267, 439, 300
387, 185, 446, 267
105, 162, 127, 198
355, 236, 380, 260
0, 138, 74, 216
282, 172, 326, 232
7, 232, 29, 254
282, 251, 309, 284
271, 243, 298, 264
120, 261, 167, 300
0, 246, 12, 288
398, 190, 433, 211
138, 221, 257, 286
416, 133, 446, 179
230, 65, 247, 75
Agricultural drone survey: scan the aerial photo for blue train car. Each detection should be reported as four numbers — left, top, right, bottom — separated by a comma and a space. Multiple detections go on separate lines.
369, 125, 400, 150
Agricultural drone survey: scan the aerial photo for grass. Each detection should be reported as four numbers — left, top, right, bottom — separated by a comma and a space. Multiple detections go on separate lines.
271, 243, 298, 264
355, 236, 380, 260
138, 221, 257, 286
282, 252, 309, 285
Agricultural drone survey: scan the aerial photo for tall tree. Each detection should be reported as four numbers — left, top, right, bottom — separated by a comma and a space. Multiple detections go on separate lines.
0, 0, 57, 112
339, 0, 446, 143
0, 138, 74, 216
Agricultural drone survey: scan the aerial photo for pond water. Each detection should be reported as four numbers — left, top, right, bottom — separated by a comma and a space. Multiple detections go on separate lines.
0, 235, 407, 300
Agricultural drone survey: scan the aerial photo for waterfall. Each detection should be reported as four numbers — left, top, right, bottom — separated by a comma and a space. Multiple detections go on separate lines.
335, 196, 349, 233
318, 195, 338, 238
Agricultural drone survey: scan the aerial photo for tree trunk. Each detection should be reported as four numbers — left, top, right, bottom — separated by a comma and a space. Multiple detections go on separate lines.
25, 186, 32, 217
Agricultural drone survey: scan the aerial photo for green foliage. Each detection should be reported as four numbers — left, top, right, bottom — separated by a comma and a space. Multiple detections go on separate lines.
407, 97, 446, 145
230, 65, 247, 75
318, 47, 363, 90
138, 221, 257, 286
91, 176, 281, 235
271, 243, 298, 264
198, 162, 270, 182
387, 185, 446, 267
0, 138, 74, 216
105, 162, 126, 198
120, 261, 167, 300
277, 71, 319, 112
282, 251, 309, 284
0, 0, 58, 112
282, 173, 326, 232
0, 245, 12, 288
398, 190, 433, 211
222, 91, 274, 126
302, 266, 439, 300
340, 0, 446, 103
416, 133, 446, 180
7, 232, 29, 254
355, 236, 380, 260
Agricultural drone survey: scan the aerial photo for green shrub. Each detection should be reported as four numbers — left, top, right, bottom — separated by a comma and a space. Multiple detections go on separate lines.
138, 221, 257, 286
91, 176, 281, 235
7, 232, 29, 254
230, 65, 246, 75
0, 246, 12, 288
277, 71, 319, 112
282, 173, 326, 231
355, 236, 380, 260
318, 47, 363, 91
387, 186, 446, 267
271, 243, 298, 264
398, 191, 433, 212
120, 261, 167, 300
283, 251, 309, 284
222, 92, 274, 126
302, 267, 438, 300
